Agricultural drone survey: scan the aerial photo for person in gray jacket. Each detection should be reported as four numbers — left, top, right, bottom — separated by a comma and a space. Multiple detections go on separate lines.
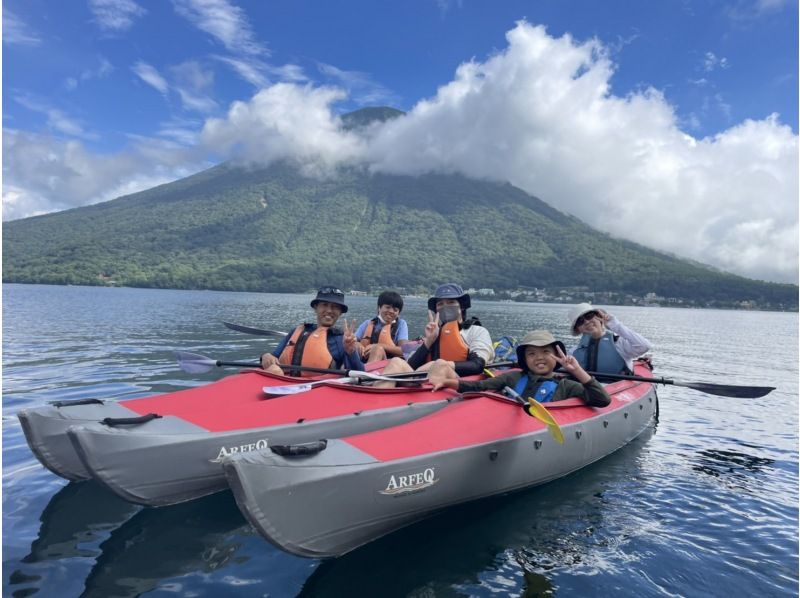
568, 303, 652, 376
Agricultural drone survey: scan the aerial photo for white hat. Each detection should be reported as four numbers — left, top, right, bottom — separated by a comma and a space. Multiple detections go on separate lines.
568, 303, 597, 335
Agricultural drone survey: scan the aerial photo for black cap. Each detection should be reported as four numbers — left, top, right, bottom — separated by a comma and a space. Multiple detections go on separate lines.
310, 286, 348, 313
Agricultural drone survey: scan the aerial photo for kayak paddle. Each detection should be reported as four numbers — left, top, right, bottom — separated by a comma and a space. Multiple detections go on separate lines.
177, 351, 360, 376
263, 371, 430, 395
222, 321, 288, 337
503, 385, 564, 444
482, 368, 564, 444
585, 371, 775, 398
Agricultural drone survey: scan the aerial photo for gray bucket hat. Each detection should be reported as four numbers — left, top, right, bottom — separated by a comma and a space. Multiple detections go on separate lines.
427, 283, 471, 312
310, 286, 348, 313
515, 330, 566, 369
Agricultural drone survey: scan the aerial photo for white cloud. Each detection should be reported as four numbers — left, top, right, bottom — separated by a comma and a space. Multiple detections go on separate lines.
88, 0, 146, 32
13, 94, 96, 139
198, 22, 796, 282
200, 83, 365, 175
703, 51, 730, 72
173, 0, 266, 56
318, 63, 399, 107
6, 21, 797, 284
132, 61, 169, 94
2, 129, 205, 220
3, 8, 41, 45
170, 61, 218, 112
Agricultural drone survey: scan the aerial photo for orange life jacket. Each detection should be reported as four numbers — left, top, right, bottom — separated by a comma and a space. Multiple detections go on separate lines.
279, 324, 335, 377
428, 321, 470, 362
360, 317, 397, 347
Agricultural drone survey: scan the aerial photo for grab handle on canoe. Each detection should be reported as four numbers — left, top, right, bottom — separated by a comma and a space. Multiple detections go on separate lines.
49, 398, 105, 408
270, 439, 328, 457
100, 413, 162, 427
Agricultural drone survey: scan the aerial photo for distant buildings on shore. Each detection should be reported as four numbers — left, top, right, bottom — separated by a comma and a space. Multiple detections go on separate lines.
345, 286, 779, 310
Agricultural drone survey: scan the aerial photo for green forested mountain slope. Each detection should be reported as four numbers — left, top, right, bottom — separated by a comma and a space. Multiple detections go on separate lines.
3, 158, 796, 309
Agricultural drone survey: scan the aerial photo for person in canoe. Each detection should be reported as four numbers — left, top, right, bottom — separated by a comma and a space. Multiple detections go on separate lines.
380, 283, 493, 381
428, 330, 611, 407
354, 290, 410, 363
568, 303, 652, 377
260, 286, 364, 377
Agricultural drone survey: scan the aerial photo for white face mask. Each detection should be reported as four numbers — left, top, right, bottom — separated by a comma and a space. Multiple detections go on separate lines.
438, 304, 461, 324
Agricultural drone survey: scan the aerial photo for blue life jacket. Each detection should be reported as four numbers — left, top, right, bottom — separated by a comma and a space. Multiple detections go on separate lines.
514, 374, 558, 403
572, 331, 629, 375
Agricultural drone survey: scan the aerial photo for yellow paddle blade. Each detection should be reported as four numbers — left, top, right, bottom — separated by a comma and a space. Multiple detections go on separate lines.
527, 398, 564, 444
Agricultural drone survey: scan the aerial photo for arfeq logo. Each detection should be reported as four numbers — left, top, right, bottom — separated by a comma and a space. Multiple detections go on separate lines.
210, 438, 269, 462
379, 467, 438, 496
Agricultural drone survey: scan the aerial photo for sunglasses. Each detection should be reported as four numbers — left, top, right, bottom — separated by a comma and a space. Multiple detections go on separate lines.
318, 286, 344, 296
575, 311, 599, 327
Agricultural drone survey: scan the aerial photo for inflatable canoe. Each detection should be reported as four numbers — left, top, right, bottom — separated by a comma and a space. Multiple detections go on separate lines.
223, 362, 658, 558
17, 363, 391, 482
19, 364, 471, 506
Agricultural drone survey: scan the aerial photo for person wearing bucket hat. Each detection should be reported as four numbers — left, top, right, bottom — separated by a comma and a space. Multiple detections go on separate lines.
407, 283, 493, 376
567, 303, 651, 377
373, 283, 493, 386
427, 329, 610, 407
260, 286, 364, 376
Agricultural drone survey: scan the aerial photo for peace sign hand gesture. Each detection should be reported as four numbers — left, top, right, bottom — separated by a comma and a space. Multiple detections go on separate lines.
343, 319, 358, 355
554, 345, 591, 383
423, 310, 441, 348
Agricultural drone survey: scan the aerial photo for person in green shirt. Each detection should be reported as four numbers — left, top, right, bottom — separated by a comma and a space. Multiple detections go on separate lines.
428, 329, 611, 407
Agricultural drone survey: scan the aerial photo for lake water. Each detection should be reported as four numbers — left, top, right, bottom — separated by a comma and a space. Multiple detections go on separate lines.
3, 284, 798, 597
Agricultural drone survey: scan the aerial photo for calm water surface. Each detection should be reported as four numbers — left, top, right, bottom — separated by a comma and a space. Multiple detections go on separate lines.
3, 284, 798, 597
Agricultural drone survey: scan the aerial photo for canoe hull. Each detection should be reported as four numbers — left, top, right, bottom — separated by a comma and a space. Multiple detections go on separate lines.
224, 379, 657, 558
18, 401, 138, 480
68, 400, 451, 507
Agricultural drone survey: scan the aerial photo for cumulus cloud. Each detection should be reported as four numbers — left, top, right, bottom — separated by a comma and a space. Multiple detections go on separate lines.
196, 22, 796, 282
88, 0, 146, 32
5, 21, 797, 284
2, 129, 205, 220
200, 83, 365, 175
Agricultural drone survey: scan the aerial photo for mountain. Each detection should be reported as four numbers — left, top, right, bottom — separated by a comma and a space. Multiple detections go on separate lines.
3, 110, 797, 310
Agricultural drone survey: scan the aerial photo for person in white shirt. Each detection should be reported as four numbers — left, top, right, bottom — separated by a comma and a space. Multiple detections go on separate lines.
378, 283, 493, 383
568, 303, 652, 376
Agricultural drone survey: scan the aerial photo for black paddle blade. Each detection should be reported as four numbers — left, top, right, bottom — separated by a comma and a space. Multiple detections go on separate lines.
681, 381, 776, 398
223, 322, 287, 337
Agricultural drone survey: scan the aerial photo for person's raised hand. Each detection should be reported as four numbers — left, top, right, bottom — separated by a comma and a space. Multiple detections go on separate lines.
343, 319, 358, 354
423, 310, 440, 347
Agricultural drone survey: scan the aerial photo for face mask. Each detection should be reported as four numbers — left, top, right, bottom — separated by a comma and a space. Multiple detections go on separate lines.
438, 304, 461, 324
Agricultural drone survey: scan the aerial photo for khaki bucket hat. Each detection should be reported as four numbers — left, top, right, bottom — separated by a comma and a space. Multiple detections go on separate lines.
515, 330, 566, 368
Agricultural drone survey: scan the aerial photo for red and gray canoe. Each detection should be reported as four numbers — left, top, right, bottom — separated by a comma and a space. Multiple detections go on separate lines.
18, 364, 462, 506
16, 362, 389, 481
223, 362, 658, 558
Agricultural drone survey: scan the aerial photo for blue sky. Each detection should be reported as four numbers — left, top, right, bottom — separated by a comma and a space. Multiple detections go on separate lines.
3, 0, 798, 283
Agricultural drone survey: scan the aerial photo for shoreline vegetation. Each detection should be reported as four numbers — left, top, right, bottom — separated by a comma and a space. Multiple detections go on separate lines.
4, 282, 796, 312
4, 113, 796, 313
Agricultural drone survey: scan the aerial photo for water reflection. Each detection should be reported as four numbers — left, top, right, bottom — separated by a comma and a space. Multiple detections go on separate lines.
691, 447, 775, 492
81, 492, 251, 598
300, 428, 655, 597
22, 481, 140, 563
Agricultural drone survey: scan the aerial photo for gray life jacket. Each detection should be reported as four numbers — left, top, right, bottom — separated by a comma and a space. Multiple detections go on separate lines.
573, 331, 629, 375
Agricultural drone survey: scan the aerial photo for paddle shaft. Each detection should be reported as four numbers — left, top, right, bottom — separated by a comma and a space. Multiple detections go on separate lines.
584, 370, 774, 398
